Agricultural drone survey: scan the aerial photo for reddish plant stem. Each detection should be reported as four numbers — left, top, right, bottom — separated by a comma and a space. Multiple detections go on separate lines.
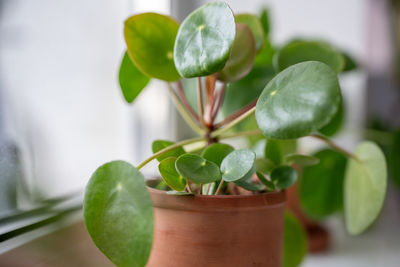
204, 75, 217, 127
197, 77, 205, 125
309, 134, 360, 162
214, 98, 257, 129
211, 83, 226, 123
176, 80, 200, 123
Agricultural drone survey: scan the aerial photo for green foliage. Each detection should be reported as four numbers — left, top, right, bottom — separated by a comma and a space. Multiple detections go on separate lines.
174, 2, 236, 77
175, 154, 221, 183
220, 149, 256, 182
255, 61, 341, 139
119, 52, 150, 103
344, 142, 387, 235
319, 100, 345, 136
300, 149, 346, 219
275, 40, 344, 73
152, 140, 185, 162
283, 211, 307, 267
256, 158, 276, 174
265, 139, 282, 165
201, 143, 234, 167
124, 13, 180, 81
270, 166, 298, 190
284, 154, 320, 167
84, 161, 153, 267
258, 8, 271, 36
256, 171, 275, 191
342, 51, 358, 72
235, 13, 265, 51
158, 157, 187, 191
219, 23, 256, 82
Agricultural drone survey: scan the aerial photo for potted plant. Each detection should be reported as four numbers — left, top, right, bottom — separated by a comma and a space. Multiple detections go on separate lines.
83, 2, 387, 267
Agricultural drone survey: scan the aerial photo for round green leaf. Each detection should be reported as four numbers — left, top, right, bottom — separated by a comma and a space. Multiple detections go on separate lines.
84, 161, 153, 267
152, 140, 185, 162
256, 171, 275, 191
283, 211, 307, 267
173, 2, 236, 77
124, 13, 180, 81
235, 179, 265, 191
319, 99, 345, 136
175, 154, 221, 184
344, 141, 387, 235
255, 61, 341, 139
219, 23, 256, 82
119, 52, 150, 103
235, 13, 265, 51
299, 149, 346, 219
158, 157, 186, 191
220, 149, 256, 182
201, 143, 234, 167
284, 154, 320, 167
275, 40, 344, 74
271, 166, 298, 190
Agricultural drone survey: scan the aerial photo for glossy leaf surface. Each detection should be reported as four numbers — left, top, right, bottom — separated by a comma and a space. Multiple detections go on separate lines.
275, 40, 344, 74
255, 61, 341, 139
319, 99, 344, 136
175, 154, 221, 184
158, 157, 186, 191
174, 2, 236, 77
84, 161, 153, 267
220, 149, 256, 182
201, 143, 234, 167
235, 13, 264, 51
219, 23, 256, 82
152, 140, 185, 162
299, 149, 346, 219
344, 142, 387, 235
124, 13, 180, 81
119, 52, 150, 103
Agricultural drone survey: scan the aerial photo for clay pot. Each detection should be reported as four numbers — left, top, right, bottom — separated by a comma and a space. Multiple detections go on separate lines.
146, 188, 286, 267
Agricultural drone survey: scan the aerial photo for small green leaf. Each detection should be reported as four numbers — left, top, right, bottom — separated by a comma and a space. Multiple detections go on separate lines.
271, 166, 298, 190
84, 161, 153, 267
255, 61, 341, 139
201, 143, 234, 167
219, 23, 256, 82
283, 211, 307, 267
275, 40, 344, 74
175, 154, 221, 184
235, 13, 265, 51
258, 8, 270, 35
256, 158, 275, 174
124, 13, 180, 81
284, 154, 320, 167
152, 140, 185, 162
256, 171, 275, 191
235, 179, 265, 191
174, 1, 236, 77
119, 52, 150, 103
342, 51, 358, 72
299, 149, 347, 219
220, 149, 256, 182
166, 191, 194, 196
158, 157, 186, 191
344, 141, 387, 235
319, 99, 345, 136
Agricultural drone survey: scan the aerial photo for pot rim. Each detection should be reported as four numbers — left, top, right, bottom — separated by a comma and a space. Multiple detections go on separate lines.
147, 187, 286, 212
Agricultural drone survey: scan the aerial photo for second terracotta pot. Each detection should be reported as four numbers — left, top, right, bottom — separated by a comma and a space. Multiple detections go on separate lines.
146, 188, 286, 267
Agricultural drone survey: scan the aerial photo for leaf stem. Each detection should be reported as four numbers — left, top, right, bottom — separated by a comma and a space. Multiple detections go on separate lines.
214, 99, 257, 129
211, 83, 226, 123
309, 134, 360, 162
176, 80, 200, 122
197, 77, 205, 125
211, 106, 256, 138
215, 179, 224, 195
137, 136, 206, 170
167, 84, 205, 135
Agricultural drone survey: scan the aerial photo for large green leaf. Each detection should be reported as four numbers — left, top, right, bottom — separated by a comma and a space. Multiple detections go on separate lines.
220, 149, 256, 182
175, 154, 221, 184
152, 140, 185, 162
173, 2, 236, 77
319, 99, 345, 136
235, 13, 264, 51
344, 141, 387, 235
119, 52, 150, 103
158, 157, 186, 191
219, 23, 256, 82
124, 13, 180, 81
283, 211, 307, 267
201, 143, 234, 167
299, 149, 347, 219
275, 40, 344, 74
84, 161, 153, 267
255, 61, 341, 139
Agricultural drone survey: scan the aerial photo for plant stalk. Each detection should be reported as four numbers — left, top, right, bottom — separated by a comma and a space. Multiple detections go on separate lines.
309, 134, 360, 162
214, 99, 257, 129
211, 83, 226, 123
176, 80, 200, 123
211, 106, 256, 138
197, 77, 205, 125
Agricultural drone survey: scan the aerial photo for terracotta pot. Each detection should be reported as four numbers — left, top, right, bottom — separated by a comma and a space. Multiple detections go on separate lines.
146, 188, 286, 267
